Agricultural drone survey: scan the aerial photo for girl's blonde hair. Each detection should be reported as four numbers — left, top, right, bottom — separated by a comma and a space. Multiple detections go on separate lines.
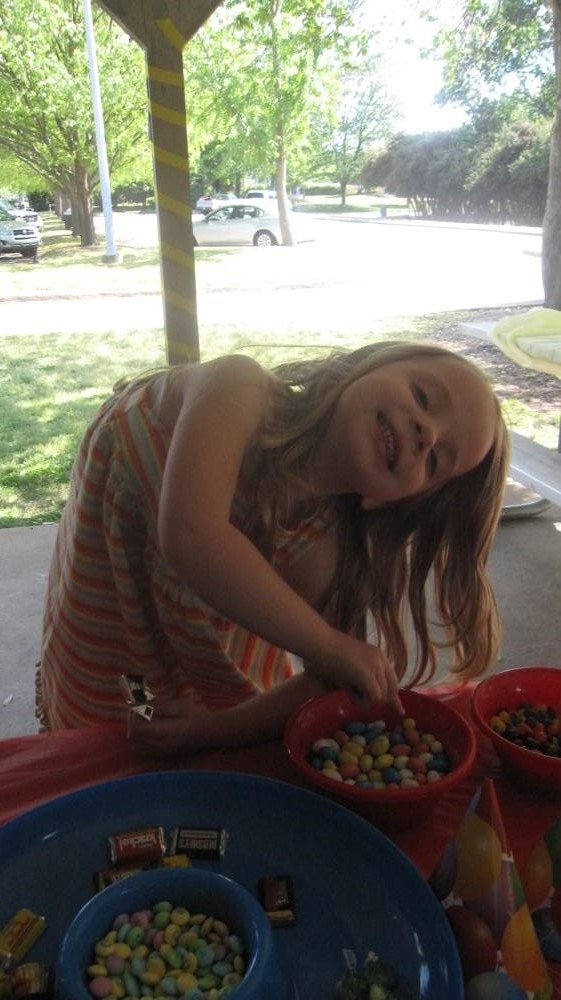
253, 341, 509, 686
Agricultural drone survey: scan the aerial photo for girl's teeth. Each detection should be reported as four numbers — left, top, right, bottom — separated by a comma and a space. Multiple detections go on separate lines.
379, 416, 395, 467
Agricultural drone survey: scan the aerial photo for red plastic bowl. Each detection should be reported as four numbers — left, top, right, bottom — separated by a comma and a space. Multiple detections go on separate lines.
284, 689, 476, 832
471, 666, 561, 797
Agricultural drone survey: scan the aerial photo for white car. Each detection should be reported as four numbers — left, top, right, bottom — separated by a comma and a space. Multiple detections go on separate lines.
244, 189, 277, 200
195, 192, 235, 215
0, 199, 43, 230
193, 199, 285, 247
0, 206, 41, 258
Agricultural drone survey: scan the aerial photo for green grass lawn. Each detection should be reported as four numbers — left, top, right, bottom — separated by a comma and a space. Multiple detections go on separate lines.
1, 213, 557, 527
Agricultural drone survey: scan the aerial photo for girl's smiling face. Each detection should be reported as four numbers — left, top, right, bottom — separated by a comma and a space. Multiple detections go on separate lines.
311, 356, 498, 505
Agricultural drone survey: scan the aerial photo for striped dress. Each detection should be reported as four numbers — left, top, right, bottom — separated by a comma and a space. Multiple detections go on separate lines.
37, 372, 335, 730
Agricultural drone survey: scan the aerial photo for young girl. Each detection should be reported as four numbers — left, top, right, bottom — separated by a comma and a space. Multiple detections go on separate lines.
37, 341, 509, 754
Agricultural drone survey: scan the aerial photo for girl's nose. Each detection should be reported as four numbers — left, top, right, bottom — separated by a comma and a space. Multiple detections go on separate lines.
413, 418, 436, 454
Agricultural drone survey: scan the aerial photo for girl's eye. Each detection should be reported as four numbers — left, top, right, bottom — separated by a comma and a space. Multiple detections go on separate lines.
412, 383, 429, 410
428, 449, 438, 476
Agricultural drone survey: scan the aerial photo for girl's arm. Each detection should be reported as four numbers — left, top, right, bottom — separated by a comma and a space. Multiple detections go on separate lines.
128, 671, 328, 755
159, 355, 399, 707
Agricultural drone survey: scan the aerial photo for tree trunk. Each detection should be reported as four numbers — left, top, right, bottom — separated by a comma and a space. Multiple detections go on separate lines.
340, 181, 347, 207
275, 152, 294, 245
67, 161, 97, 246
542, 0, 561, 307
269, 5, 293, 247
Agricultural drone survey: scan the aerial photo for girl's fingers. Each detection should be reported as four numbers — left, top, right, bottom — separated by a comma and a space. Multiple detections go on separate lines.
392, 691, 406, 715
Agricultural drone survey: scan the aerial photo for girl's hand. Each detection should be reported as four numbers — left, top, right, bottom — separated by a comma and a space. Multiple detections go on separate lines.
307, 630, 405, 713
127, 690, 216, 756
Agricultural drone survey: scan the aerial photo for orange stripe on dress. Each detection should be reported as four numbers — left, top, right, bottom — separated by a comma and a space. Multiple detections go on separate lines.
261, 644, 279, 691
238, 632, 257, 677
117, 391, 169, 516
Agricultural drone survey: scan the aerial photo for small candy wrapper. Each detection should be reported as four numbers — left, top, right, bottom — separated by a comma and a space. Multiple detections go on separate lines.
521, 814, 561, 963
119, 673, 155, 720
0, 909, 46, 972
11, 962, 52, 999
429, 777, 552, 998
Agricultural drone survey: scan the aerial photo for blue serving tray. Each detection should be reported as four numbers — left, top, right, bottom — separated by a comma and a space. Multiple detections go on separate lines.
0, 771, 462, 998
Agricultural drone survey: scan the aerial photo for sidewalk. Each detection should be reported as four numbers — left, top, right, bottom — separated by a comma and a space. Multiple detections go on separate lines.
1, 501, 560, 739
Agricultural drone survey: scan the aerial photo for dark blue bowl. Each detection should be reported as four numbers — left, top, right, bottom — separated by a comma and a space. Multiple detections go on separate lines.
56, 867, 290, 1000
0, 771, 462, 998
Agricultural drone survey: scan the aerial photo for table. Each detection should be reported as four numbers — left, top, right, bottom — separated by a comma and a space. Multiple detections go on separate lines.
1, 683, 561, 994
490, 308, 561, 516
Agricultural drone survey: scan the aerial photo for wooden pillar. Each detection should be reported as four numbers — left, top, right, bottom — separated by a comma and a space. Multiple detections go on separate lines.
146, 20, 198, 364
97, 1, 222, 364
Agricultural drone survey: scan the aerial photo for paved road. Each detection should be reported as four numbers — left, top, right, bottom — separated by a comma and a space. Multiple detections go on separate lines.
1, 215, 544, 337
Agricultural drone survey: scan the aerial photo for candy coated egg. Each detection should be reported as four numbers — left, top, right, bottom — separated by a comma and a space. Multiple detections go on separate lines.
339, 762, 360, 780
312, 738, 339, 752
131, 910, 151, 928
345, 720, 366, 735
323, 768, 343, 781
382, 767, 401, 784
369, 735, 390, 756
88, 976, 114, 998
374, 753, 394, 770
105, 954, 126, 976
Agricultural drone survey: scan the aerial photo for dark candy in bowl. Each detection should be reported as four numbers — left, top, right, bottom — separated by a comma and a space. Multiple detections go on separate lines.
471, 665, 561, 796
284, 688, 476, 832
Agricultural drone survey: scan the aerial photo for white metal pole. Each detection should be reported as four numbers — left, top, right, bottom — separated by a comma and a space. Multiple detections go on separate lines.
82, 0, 119, 262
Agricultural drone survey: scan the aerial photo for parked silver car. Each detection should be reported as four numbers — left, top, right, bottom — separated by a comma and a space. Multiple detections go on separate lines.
0, 198, 43, 230
192, 199, 288, 247
0, 207, 41, 258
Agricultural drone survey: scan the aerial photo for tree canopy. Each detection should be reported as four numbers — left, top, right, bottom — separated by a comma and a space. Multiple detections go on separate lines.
0, 0, 151, 244
427, 0, 561, 305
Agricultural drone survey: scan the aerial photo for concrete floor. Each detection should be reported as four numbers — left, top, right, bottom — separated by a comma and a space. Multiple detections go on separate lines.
1, 497, 560, 739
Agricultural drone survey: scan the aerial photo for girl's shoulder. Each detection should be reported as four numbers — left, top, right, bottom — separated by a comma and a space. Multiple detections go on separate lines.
153, 355, 277, 429
194, 354, 275, 392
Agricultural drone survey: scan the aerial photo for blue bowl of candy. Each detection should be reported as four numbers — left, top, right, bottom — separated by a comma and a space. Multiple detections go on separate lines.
56, 867, 291, 1000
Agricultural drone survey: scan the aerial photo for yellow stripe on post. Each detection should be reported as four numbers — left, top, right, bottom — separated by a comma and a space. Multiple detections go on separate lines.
158, 193, 192, 220
165, 288, 197, 316
161, 240, 195, 267
155, 17, 187, 52
154, 145, 190, 171
150, 100, 187, 127
148, 65, 184, 87
166, 337, 196, 363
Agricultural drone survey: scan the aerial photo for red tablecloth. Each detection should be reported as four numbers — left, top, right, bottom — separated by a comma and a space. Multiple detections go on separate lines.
1, 683, 561, 992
